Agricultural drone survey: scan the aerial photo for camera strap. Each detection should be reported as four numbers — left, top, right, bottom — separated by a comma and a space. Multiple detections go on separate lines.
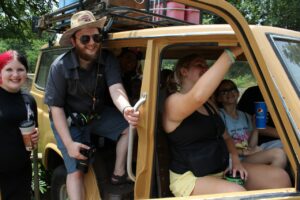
65, 106, 86, 129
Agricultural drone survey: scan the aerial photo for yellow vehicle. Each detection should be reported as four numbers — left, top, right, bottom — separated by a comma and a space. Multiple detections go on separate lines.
30, 0, 300, 199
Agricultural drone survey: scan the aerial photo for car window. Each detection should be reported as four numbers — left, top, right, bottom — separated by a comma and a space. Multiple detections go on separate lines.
268, 34, 300, 96
35, 48, 68, 90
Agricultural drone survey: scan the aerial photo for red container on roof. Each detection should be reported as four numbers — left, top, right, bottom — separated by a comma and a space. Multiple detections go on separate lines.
185, 6, 200, 24
166, 2, 185, 21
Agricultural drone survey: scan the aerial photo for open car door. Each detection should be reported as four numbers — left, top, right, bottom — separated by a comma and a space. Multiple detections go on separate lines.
133, 0, 300, 199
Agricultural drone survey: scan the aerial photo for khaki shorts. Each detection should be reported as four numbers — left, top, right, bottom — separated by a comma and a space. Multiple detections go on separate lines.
169, 170, 224, 197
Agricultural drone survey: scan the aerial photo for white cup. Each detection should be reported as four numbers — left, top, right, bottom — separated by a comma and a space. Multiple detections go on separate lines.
19, 120, 35, 151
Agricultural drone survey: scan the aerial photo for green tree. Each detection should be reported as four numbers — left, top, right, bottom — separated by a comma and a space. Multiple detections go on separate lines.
0, 1, 57, 72
0, 38, 48, 72
0, 0, 57, 39
230, 0, 300, 31
203, 0, 300, 31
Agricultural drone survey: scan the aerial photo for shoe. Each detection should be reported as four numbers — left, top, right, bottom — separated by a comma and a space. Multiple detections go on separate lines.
110, 173, 131, 185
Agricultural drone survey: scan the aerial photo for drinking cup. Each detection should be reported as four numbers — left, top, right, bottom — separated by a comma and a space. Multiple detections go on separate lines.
19, 120, 35, 151
224, 171, 244, 185
254, 101, 267, 129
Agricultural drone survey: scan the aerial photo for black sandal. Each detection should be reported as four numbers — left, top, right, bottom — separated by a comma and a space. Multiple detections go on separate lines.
110, 173, 131, 185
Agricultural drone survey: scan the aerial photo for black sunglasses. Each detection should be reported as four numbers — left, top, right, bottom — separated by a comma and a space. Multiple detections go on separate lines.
218, 87, 238, 96
76, 34, 102, 45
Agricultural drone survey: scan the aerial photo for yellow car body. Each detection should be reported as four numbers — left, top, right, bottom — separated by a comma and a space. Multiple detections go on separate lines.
29, 0, 300, 199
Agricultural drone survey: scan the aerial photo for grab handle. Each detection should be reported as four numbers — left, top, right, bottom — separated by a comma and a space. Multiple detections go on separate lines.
127, 93, 147, 182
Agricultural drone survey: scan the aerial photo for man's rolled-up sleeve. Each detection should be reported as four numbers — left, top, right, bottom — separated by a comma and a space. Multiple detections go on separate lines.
44, 60, 67, 107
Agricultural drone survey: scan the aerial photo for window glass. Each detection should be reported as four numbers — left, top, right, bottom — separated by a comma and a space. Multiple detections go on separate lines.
35, 48, 68, 90
271, 36, 300, 96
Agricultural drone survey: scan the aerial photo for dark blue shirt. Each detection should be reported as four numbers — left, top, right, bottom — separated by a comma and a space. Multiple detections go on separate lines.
44, 48, 122, 114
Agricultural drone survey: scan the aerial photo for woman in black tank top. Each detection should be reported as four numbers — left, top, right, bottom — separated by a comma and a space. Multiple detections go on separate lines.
162, 48, 291, 197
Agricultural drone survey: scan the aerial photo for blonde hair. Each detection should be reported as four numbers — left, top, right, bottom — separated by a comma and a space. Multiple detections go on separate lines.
166, 54, 207, 94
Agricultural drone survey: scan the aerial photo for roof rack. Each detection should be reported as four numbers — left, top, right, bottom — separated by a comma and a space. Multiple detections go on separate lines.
35, 0, 199, 34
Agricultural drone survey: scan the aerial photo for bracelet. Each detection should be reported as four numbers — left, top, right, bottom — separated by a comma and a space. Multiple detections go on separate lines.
225, 49, 236, 63
122, 106, 131, 115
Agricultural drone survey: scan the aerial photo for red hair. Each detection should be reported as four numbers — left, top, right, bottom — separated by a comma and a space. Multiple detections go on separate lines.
0, 50, 13, 71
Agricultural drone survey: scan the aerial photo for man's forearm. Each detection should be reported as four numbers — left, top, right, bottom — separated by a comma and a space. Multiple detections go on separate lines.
109, 83, 131, 112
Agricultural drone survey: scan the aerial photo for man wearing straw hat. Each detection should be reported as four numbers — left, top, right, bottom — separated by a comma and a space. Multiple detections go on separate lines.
45, 10, 139, 199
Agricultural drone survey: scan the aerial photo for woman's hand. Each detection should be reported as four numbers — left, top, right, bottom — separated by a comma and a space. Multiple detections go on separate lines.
31, 128, 39, 145
229, 157, 248, 180
243, 146, 262, 156
229, 47, 243, 58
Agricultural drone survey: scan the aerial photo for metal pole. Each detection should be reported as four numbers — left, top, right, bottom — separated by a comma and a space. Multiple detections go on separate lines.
33, 148, 40, 200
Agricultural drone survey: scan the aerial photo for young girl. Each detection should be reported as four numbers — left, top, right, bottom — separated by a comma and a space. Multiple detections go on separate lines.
216, 79, 286, 168
0, 50, 39, 200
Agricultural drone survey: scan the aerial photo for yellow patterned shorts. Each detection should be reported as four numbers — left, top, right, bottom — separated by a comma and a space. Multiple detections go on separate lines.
169, 170, 224, 197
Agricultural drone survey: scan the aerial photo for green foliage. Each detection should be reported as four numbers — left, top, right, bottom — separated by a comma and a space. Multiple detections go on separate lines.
161, 59, 256, 90
0, 38, 47, 73
225, 62, 257, 89
202, 0, 300, 31
0, 40, 10, 53
161, 59, 176, 70
0, 0, 58, 40
31, 161, 50, 194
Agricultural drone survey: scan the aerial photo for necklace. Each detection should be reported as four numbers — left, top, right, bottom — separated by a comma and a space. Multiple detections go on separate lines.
77, 62, 101, 112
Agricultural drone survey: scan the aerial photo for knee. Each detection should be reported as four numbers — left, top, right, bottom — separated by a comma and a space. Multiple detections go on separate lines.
272, 148, 287, 167
272, 168, 292, 187
272, 148, 286, 159
68, 170, 84, 180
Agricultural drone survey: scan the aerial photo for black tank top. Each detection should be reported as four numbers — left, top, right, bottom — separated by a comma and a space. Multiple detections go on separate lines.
167, 103, 228, 175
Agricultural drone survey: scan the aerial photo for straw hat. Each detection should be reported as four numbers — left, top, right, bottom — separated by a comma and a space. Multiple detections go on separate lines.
59, 10, 106, 46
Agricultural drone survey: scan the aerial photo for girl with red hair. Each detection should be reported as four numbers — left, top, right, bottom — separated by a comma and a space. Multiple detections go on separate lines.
0, 50, 39, 200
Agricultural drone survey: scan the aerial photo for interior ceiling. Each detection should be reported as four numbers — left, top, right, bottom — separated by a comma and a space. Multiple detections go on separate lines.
161, 45, 246, 61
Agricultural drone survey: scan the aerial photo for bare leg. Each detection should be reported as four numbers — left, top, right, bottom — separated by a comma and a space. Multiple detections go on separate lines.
243, 148, 287, 168
192, 176, 245, 195
242, 162, 291, 190
113, 127, 129, 176
66, 171, 85, 200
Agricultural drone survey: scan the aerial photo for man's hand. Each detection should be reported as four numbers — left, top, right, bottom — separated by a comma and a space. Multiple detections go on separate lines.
66, 142, 90, 160
123, 106, 139, 127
